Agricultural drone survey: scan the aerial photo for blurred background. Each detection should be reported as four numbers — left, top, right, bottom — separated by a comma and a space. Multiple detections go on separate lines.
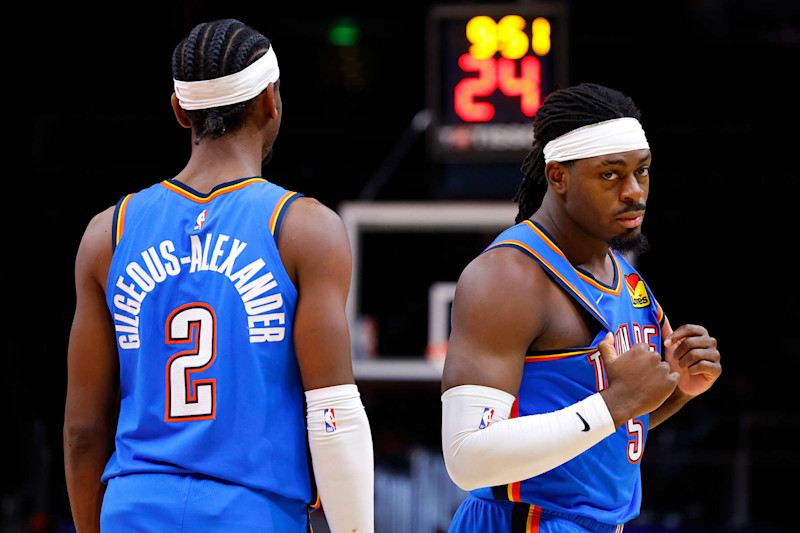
7, 0, 798, 531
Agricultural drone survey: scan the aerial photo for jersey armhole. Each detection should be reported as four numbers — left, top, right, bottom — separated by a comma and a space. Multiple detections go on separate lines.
111, 193, 135, 252
655, 297, 665, 327
486, 241, 611, 333
269, 191, 304, 244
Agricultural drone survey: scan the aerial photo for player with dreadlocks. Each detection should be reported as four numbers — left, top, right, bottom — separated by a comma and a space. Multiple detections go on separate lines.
64, 19, 374, 532
441, 83, 721, 532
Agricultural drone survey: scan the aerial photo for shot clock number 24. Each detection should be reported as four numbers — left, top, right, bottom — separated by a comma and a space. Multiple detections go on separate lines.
455, 15, 552, 122
426, 3, 566, 160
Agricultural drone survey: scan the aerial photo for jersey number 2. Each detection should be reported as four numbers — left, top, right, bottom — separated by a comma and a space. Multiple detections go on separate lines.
165, 303, 216, 422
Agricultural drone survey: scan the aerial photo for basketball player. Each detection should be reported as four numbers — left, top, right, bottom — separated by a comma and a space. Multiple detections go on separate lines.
64, 19, 374, 532
441, 83, 721, 532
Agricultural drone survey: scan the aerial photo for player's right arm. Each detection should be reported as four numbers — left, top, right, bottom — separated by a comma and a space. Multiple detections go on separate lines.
64, 207, 119, 533
441, 247, 679, 491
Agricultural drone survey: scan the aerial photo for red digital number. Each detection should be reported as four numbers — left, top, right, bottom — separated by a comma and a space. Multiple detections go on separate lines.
454, 53, 497, 122
454, 53, 542, 122
497, 56, 541, 117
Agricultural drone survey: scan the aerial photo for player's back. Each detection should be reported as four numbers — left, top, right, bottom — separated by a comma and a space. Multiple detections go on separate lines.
102, 177, 310, 503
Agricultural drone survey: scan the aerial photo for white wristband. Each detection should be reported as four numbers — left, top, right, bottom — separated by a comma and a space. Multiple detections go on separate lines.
305, 384, 374, 533
441, 385, 615, 491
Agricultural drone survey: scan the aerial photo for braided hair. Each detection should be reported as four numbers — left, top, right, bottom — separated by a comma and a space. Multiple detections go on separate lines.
172, 19, 273, 144
513, 83, 642, 223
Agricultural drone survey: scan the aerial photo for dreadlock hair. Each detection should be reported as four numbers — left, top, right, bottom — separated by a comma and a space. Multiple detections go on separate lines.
172, 19, 273, 144
513, 83, 643, 223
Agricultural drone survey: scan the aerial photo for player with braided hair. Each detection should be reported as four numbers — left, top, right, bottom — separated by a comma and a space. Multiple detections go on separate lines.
441, 83, 721, 532
513, 84, 643, 225
64, 19, 374, 532
171, 19, 273, 144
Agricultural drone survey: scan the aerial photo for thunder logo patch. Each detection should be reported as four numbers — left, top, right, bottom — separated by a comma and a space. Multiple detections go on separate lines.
624, 274, 651, 308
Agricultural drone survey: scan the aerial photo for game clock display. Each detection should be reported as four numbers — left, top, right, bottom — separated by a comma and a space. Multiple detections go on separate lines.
426, 3, 568, 162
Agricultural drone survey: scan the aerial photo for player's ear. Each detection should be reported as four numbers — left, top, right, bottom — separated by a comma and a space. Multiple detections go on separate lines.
544, 161, 569, 195
263, 82, 279, 119
171, 93, 193, 129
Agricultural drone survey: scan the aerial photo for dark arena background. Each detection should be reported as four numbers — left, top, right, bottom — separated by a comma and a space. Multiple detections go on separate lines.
8, 1, 798, 532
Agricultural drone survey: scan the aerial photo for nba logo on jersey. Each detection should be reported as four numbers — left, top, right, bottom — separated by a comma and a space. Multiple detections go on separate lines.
324, 409, 337, 433
478, 408, 495, 429
194, 209, 209, 230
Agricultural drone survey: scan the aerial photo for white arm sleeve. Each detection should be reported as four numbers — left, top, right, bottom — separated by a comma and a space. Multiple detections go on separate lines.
441, 384, 616, 491
306, 384, 374, 533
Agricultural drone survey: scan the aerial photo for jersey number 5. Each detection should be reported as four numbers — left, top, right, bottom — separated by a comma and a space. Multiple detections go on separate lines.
165, 303, 217, 422
588, 349, 644, 463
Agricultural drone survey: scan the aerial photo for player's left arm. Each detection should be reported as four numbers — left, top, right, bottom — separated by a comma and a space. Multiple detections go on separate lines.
64, 207, 119, 533
280, 197, 356, 391
648, 316, 721, 429
278, 197, 373, 533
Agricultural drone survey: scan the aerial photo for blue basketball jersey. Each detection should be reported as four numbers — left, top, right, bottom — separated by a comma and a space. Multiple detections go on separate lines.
471, 220, 665, 526
101, 177, 316, 508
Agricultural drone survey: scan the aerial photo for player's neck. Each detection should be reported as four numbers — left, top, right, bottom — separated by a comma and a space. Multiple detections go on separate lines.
531, 202, 613, 282
173, 132, 266, 194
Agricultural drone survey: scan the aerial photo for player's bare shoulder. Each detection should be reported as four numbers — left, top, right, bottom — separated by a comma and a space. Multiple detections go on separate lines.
450, 244, 558, 348
456, 244, 556, 314
276, 197, 352, 286
75, 205, 117, 290
82, 205, 116, 247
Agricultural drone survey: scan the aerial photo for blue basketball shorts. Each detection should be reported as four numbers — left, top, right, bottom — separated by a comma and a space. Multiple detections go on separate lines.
448, 496, 624, 533
100, 473, 309, 532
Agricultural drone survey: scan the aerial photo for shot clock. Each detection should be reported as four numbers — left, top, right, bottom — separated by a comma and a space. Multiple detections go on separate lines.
426, 3, 568, 162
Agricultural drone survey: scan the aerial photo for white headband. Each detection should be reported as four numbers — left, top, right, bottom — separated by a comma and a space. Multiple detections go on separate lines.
542, 117, 649, 163
173, 46, 280, 110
